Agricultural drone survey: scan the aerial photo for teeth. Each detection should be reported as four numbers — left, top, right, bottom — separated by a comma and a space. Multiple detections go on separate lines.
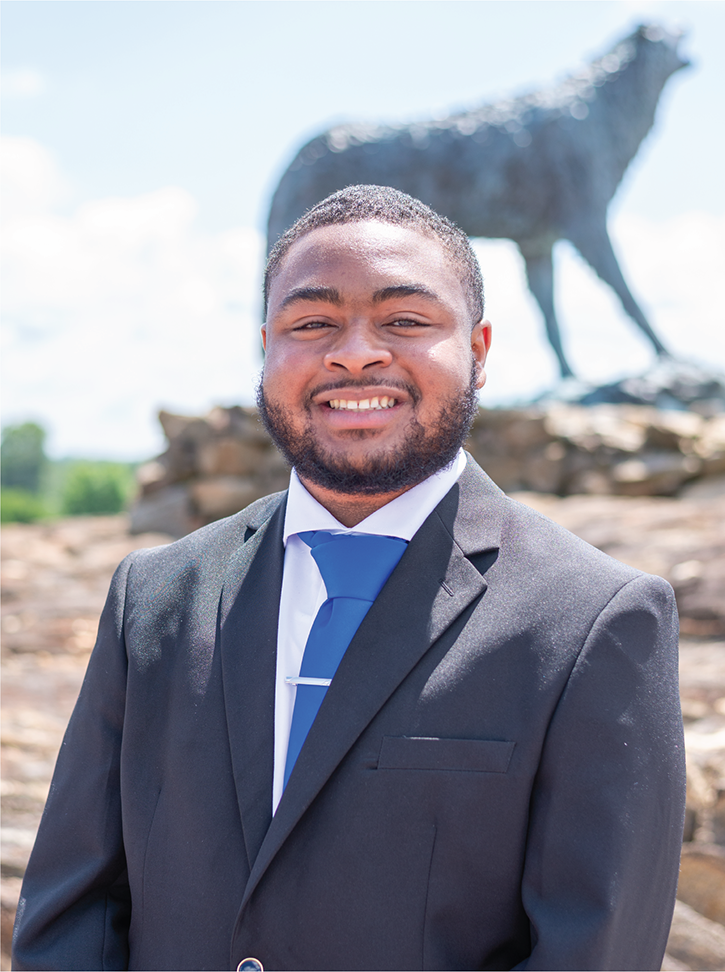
328, 397, 397, 410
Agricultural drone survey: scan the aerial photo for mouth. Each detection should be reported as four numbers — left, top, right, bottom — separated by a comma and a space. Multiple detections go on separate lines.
312, 383, 411, 412
310, 385, 410, 431
327, 395, 398, 411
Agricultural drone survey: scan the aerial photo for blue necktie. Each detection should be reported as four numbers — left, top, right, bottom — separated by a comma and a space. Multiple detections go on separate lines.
283, 530, 408, 788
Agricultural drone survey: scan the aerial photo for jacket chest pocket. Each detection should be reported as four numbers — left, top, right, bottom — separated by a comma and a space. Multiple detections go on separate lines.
377, 735, 515, 773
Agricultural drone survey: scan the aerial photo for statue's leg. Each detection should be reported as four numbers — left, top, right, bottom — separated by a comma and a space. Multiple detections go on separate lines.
568, 222, 670, 357
520, 244, 575, 379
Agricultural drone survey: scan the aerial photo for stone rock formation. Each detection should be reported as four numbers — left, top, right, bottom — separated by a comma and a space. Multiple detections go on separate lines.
573, 359, 725, 412
130, 406, 290, 538
129, 403, 725, 538
267, 24, 689, 379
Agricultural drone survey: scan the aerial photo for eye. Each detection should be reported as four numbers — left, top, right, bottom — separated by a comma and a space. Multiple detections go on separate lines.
386, 318, 429, 329
294, 320, 335, 331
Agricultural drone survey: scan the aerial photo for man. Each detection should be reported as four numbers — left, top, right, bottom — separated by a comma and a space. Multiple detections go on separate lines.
13, 186, 685, 971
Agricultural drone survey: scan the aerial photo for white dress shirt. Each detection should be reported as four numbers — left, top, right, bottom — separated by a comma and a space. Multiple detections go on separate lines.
272, 449, 467, 812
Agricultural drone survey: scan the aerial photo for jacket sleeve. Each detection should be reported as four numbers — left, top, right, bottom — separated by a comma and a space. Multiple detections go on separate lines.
514, 572, 686, 971
12, 553, 136, 972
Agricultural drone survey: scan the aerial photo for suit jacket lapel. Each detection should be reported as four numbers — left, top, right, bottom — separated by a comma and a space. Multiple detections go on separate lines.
219, 494, 286, 872
240, 457, 506, 908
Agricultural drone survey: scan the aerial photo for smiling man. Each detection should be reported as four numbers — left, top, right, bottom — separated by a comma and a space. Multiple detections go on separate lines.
257, 214, 488, 522
14, 186, 685, 972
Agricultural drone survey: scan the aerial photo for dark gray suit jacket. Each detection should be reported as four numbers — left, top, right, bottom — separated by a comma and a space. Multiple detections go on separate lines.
13, 458, 685, 971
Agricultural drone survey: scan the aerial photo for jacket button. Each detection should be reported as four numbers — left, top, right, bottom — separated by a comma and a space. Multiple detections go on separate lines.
237, 959, 263, 972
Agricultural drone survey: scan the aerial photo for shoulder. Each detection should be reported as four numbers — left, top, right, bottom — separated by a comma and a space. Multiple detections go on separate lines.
457, 459, 678, 671
500, 491, 676, 608
120, 489, 287, 583
459, 455, 669, 602
503, 491, 638, 579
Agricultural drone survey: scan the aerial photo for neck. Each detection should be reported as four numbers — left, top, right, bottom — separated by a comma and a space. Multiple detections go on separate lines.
298, 477, 413, 527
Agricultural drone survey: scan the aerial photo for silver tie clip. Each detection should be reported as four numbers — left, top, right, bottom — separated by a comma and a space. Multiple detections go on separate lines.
285, 676, 332, 687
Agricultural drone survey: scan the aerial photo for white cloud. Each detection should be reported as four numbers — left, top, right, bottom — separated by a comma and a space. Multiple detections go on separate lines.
1, 138, 69, 218
2, 136, 723, 459
2, 138, 264, 459
1, 68, 45, 100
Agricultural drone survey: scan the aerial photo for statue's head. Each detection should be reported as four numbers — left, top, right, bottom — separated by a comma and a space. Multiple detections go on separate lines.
633, 23, 691, 77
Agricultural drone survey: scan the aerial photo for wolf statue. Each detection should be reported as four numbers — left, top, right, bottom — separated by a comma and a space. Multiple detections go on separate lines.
267, 25, 689, 380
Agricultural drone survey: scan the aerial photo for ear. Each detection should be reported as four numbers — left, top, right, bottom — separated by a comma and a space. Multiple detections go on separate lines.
261, 323, 268, 352
471, 320, 492, 389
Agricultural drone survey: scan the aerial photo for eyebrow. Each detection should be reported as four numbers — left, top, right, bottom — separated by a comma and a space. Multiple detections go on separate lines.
372, 284, 441, 304
278, 282, 442, 311
279, 286, 343, 310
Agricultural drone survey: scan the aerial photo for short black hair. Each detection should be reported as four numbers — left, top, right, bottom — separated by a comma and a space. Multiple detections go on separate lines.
264, 185, 484, 324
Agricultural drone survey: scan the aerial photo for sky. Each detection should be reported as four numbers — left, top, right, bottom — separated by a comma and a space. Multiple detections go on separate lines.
2, 0, 724, 460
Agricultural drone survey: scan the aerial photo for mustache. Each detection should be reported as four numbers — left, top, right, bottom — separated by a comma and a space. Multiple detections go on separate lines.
305, 376, 421, 405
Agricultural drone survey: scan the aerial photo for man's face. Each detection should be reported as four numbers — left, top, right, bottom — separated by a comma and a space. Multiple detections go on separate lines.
259, 220, 491, 495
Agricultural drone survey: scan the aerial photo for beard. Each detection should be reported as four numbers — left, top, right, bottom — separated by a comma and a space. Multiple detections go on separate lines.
256, 363, 479, 495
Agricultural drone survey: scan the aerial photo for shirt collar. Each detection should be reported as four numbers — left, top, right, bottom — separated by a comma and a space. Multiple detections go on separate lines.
283, 449, 467, 545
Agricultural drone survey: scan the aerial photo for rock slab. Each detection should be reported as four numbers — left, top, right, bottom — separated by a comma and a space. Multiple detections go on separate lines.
130, 403, 725, 539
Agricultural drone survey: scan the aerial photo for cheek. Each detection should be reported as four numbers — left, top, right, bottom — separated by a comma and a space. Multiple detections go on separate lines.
419, 340, 473, 390
263, 347, 309, 397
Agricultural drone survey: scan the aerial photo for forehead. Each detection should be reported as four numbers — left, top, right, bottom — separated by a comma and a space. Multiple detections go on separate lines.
268, 220, 467, 309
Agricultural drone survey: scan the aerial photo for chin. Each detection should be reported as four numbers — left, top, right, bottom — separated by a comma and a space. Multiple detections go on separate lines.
257, 368, 478, 496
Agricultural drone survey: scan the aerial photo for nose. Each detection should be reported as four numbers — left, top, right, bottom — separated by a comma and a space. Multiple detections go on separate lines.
323, 326, 393, 374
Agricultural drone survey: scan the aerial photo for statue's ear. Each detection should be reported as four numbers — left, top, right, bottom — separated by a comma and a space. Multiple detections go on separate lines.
634, 24, 653, 42
637, 24, 665, 42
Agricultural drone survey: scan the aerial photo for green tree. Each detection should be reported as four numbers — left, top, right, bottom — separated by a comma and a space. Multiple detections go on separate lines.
1, 422, 48, 494
1, 488, 46, 523
61, 462, 129, 516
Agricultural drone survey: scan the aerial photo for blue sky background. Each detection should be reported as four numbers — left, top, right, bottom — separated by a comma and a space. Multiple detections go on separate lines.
2, 0, 724, 459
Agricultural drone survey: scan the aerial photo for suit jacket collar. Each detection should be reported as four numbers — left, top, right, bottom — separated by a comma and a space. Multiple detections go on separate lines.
219, 493, 287, 872
230, 455, 506, 910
